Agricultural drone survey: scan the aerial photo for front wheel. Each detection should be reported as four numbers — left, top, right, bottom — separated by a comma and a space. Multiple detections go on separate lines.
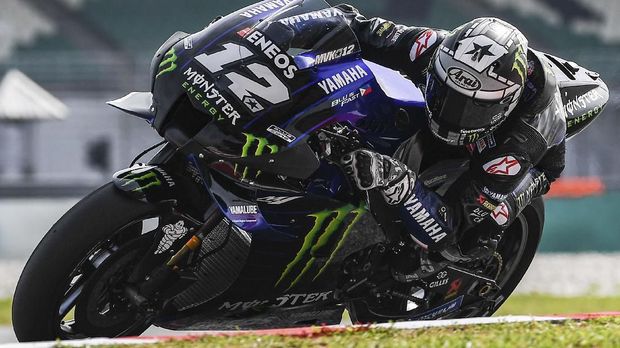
12, 184, 165, 342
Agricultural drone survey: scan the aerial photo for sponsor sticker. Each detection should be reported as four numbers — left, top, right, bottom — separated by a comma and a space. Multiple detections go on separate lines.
375, 22, 394, 37
410, 29, 438, 62
236, 27, 253, 38
331, 85, 373, 108
315, 44, 356, 65
472, 134, 497, 154
389, 27, 407, 45
567, 106, 603, 129
229, 205, 258, 215
469, 207, 490, 224
491, 202, 509, 226
403, 193, 447, 245
476, 194, 497, 211
182, 67, 242, 125
483, 156, 522, 176
256, 196, 302, 205
445, 278, 463, 299
218, 291, 332, 311
229, 205, 259, 223
564, 89, 603, 116
317, 65, 369, 94
448, 67, 481, 91
183, 37, 193, 50
429, 270, 449, 288
155, 220, 188, 254
412, 296, 464, 320
482, 186, 507, 201
267, 125, 296, 143
244, 30, 298, 79
514, 172, 547, 210
239, 0, 296, 18
278, 8, 344, 26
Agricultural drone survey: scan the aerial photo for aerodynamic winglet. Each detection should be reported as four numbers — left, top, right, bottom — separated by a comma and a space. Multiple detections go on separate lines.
107, 92, 155, 120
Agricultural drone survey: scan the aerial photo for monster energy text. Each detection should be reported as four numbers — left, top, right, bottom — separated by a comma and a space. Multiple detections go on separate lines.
182, 67, 242, 125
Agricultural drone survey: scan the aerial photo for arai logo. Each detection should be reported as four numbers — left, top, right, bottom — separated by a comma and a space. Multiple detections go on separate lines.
448, 67, 481, 91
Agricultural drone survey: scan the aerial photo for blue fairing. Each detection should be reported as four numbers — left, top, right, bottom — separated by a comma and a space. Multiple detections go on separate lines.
207, 59, 427, 243
180, 0, 432, 303
282, 58, 426, 150
364, 61, 426, 108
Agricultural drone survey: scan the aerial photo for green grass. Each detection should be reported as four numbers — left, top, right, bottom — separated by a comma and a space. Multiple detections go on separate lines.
496, 294, 620, 316
5, 295, 620, 347
126, 318, 620, 348
0, 299, 10, 325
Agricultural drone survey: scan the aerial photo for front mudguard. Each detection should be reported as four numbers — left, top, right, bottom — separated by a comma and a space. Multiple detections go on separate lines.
113, 151, 212, 219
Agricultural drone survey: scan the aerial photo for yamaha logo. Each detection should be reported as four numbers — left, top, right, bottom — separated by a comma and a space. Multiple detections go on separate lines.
448, 67, 481, 91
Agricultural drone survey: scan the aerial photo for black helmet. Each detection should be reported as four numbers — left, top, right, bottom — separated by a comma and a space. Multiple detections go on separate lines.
425, 18, 528, 146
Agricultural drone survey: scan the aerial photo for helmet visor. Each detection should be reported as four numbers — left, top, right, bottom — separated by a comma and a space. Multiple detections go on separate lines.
425, 73, 509, 135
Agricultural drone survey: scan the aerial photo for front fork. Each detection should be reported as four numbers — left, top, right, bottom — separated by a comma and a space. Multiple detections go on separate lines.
112, 143, 220, 307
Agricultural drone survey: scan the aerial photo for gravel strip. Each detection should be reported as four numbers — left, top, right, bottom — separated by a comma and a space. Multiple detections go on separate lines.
1, 253, 619, 299
514, 253, 620, 296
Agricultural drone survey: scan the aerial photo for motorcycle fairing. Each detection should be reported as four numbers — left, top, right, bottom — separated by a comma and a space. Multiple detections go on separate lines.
110, 0, 426, 183
111, 0, 436, 330
150, 0, 422, 173
148, 0, 302, 132
364, 61, 426, 108
107, 92, 155, 121
113, 161, 211, 219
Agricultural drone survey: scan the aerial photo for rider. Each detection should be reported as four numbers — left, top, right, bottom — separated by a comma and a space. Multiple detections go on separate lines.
337, 5, 567, 259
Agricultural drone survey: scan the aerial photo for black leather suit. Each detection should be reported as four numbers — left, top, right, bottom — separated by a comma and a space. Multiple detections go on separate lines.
338, 5, 567, 250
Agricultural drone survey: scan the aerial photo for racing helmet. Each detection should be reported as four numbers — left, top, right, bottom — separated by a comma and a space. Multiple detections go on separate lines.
425, 18, 529, 146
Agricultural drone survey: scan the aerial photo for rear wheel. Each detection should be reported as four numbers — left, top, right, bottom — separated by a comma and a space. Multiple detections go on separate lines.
472, 197, 544, 316
347, 197, 544, 322
12, 184, 165, 342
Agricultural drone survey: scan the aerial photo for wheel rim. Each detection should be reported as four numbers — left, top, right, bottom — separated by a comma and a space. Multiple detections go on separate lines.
55, 215, 161, 339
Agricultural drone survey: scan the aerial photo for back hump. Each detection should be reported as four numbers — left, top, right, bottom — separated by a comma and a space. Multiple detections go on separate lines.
541, 51, 609, 139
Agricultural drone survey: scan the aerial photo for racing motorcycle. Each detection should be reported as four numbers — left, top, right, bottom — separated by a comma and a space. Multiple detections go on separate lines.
12, 0, 608, 341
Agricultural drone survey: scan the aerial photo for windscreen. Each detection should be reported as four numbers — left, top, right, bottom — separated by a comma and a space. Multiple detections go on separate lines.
249, 0, 361, 69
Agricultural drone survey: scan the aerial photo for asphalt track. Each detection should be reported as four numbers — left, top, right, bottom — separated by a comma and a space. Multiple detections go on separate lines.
3, 314, 620, 347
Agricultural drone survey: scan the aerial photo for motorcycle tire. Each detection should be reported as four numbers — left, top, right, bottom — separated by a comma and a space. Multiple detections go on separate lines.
12, 183, 161, 342
348, 197, 544, 323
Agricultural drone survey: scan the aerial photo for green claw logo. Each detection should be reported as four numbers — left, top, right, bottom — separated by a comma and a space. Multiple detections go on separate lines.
235, 133, 279, 179
512, 45, 526, 84
120, 171, 162, 192
157, 47, 178, 78
275, 204, 366, 291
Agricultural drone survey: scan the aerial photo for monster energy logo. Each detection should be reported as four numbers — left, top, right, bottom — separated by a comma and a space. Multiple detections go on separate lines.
235, 133, 279, 179
512, 45, 526, 84
275, 204, 366, 291
156, 48, 178, 78
121, 171, 161, 192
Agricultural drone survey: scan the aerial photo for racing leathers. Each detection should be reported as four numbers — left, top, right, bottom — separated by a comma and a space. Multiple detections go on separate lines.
337, 5, 567, 251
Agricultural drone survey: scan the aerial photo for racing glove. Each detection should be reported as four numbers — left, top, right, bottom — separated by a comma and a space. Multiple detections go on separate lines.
341, 149, 414, 205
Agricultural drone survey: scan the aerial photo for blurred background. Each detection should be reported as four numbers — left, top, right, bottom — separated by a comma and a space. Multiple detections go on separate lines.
0, 0, 619, 297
